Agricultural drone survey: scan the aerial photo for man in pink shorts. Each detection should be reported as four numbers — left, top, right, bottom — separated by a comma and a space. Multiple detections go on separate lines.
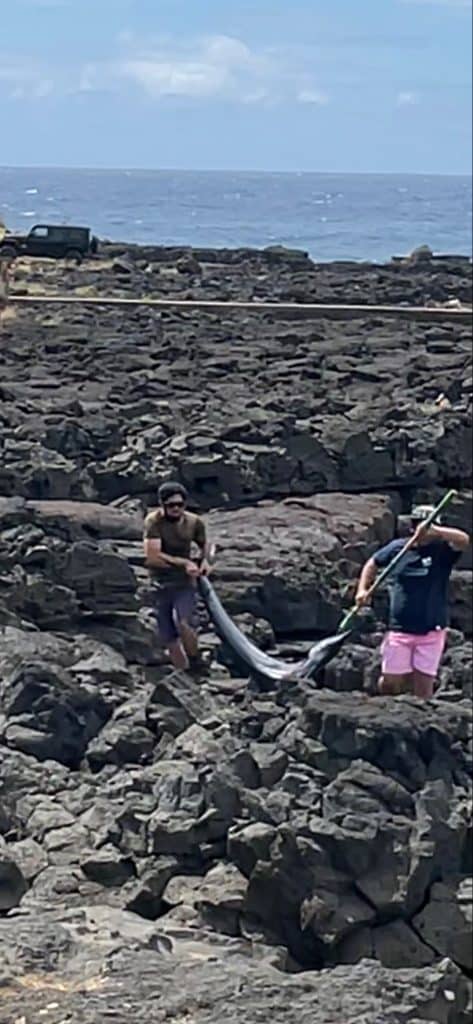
355, 504, 470, 699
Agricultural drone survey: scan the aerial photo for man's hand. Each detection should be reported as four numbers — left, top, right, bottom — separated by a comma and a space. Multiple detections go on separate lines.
355, 588, 372, 608
184, 560, 200, 578
413, 520, 437, 544
199, 559, 212, 577
413, 521, 470, 551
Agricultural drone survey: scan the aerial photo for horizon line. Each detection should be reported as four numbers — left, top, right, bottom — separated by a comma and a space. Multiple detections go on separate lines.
0, 164, 471, 178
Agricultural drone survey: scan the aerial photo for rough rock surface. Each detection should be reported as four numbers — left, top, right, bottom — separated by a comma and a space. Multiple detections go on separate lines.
0, 247, 471, 1023
0, 910, 469, 1024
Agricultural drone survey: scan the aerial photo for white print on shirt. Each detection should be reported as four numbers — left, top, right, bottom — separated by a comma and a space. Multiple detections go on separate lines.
397, 554, 433, 578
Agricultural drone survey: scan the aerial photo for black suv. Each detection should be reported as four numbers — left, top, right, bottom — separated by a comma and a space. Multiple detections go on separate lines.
0, 224, 98, 263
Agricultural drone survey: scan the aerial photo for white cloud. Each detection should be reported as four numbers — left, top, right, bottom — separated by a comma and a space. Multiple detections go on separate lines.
0, 34, 329, 108
396, 90, 420, 106
204, 35, 257, 67
0, 58, 53, 100
120, 58, 227, 99
298, 89, 329, 106
113, 35, 271, 101
81, 34, 326, 106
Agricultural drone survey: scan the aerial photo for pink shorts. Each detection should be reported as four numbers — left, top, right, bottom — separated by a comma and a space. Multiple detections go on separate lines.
381, 629, 447, 678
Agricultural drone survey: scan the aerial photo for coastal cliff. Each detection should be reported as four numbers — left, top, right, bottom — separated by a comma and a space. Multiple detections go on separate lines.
0, 245, 471, 1023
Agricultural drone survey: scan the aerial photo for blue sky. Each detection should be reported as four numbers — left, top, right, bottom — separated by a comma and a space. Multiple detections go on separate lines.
1, 0, 471, 173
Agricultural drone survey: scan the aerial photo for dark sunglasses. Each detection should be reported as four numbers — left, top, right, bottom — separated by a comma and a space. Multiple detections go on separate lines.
165, 500, 185, 509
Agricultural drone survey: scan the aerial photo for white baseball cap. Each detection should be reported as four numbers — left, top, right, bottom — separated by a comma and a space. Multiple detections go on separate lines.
410, 503, 443, 524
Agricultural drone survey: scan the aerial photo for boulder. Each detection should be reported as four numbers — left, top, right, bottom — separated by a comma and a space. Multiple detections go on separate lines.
413, 877, 473, 971
205, 492, 395, 634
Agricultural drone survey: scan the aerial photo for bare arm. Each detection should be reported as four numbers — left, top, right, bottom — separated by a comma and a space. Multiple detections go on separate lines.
355, 557, 378, 605
194, 520, 213, 574
421, 524, 470, 552
199, 539, 213, 560
143, 537, 190, 570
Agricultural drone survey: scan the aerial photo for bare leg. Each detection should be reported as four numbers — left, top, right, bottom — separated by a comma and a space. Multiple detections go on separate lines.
168, 639, 189, 671
378, 673, 411, 696
411, 631, 445, 699
412, 671, 435, 699
157, 588, 189, 670
179, 620, 199, 659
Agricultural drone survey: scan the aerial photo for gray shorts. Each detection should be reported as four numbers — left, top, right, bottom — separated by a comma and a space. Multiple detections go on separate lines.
154, 584, 198, 644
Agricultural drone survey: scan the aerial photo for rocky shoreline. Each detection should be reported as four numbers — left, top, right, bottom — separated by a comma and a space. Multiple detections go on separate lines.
0, 245, 472, 1023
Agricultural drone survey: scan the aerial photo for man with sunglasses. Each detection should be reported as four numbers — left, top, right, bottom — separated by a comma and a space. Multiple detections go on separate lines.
144, 482, 211, 673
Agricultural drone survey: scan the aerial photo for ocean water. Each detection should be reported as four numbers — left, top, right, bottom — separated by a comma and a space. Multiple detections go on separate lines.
0, 166, 471, 263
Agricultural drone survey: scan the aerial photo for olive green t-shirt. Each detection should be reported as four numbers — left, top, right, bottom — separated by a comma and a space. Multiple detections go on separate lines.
144, 509, 206, 585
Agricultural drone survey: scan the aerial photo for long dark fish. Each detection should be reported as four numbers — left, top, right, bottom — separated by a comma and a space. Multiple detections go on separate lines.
199, 577, 351, 683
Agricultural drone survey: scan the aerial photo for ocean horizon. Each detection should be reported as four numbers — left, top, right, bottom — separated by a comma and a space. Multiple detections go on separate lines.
1, 165, 471, 263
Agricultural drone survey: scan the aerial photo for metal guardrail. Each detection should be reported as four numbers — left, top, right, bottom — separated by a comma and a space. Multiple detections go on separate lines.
9, 293, 473, 323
